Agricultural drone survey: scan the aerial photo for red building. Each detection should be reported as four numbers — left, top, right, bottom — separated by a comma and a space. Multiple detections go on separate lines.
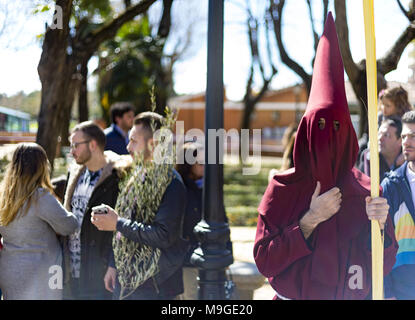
168, 85, 308, 155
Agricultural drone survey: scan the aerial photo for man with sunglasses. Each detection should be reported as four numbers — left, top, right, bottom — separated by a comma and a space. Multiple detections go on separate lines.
61, 121, 122, 300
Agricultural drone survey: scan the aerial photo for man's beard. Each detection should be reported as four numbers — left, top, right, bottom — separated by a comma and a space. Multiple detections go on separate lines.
75, 148, 92, 165
130, 148, 151, 162
404, 151, 415, 163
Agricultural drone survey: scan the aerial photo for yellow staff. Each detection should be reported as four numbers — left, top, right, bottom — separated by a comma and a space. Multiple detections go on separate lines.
362, 0, 384, 300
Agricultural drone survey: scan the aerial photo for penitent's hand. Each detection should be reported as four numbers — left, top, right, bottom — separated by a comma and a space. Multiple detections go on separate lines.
309, 181, 342, 224
365, 196, 389, 230
299, 181, 342, 239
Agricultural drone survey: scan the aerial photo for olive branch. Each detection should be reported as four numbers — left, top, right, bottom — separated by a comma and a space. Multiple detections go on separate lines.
113, 90, 177, 300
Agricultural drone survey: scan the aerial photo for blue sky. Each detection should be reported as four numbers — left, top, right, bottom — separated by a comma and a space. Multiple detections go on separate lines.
0, 0, 413, 101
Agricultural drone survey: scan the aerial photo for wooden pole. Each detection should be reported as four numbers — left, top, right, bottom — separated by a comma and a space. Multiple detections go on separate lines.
362, 0, 384, 300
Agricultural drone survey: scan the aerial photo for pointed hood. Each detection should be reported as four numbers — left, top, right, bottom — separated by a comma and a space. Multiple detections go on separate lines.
254, 12, 381, 299
293, 11, 358, 193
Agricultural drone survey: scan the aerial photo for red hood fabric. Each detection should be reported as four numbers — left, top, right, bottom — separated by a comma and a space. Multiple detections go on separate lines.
254, 12, 397, 299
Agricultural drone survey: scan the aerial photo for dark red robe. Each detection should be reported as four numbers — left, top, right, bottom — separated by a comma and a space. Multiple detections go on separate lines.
253, 12, 398, 300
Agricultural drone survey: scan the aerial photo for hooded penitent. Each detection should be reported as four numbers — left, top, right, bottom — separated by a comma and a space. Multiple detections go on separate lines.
253, 12, 398, 300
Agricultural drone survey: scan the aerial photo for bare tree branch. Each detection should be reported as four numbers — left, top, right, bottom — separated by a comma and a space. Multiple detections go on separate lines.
247, 15, 266, 80
396, 0, 410, 20
269, 0, 311, 93
157, 0, 173, 38
75, 0, 157, 56
162, 0, 202, 66
264, 15, 278, 74
241, 0, 278, 130
0, 1, 9, 37
0, 0, 40, 49
306, 0, 319, 53
247, 0, 277, 86
378, 23, 415, 74
124, 0, 132, 9
333, 0, 360, 83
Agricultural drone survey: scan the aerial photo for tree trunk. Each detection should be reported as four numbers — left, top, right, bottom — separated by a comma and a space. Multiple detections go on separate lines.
241, 99, 255, 131
78, 61, 89, 122
60, 72, 79, 148
36, 0, 74, 167
36, 0, 157, 169
269, 0, 312, 95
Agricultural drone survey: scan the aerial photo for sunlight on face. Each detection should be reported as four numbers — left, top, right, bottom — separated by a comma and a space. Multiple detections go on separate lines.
69, 131, 91, 165
380, 97, 398, 117
126, 124, 151, 160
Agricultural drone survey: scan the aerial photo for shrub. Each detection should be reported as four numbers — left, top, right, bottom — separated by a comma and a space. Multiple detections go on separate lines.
224, 161, 279, 227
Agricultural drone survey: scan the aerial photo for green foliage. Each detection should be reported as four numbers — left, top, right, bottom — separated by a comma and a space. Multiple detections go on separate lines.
98, 16, 170, 123
0, 91, 40, 117
117, 16, 151, 40
33, 0, 112, 41
226, 206, 259, 227
224, 162, 278, 227
72, 0, 112, 21
53, 157, 69, 178
32, 4, 52, 14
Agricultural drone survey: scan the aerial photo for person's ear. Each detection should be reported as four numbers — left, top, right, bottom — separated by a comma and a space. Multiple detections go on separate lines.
147, 137, 155, 152
89, 139, 97, 152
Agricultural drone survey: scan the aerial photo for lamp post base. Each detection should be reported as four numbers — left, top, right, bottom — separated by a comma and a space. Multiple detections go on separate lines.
191, 220, 234, 300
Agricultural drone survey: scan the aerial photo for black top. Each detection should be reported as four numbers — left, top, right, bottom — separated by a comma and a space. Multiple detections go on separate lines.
112, 170, 188, 296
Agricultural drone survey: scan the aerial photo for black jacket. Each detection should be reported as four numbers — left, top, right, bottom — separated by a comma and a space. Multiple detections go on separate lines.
182, 177, 203, 265
113, 170, 188, 297
62, 152, 121, 299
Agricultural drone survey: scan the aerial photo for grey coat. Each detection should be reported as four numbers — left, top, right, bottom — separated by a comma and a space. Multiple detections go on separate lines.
0, 188, 78, 300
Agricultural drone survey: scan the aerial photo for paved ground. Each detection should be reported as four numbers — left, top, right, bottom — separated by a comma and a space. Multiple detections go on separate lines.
230, 226, 274, 300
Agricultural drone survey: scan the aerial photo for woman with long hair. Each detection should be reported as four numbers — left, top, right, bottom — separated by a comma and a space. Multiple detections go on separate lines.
0, 143, 78, 300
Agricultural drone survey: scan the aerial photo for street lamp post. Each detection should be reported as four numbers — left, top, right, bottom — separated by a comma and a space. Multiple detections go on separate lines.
190, 0, 234, 300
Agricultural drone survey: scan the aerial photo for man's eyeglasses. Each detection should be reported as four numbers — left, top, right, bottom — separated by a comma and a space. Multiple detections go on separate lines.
70, 140, 91, 149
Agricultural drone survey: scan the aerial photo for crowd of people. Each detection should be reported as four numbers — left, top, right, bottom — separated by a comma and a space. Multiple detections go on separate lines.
0, 104, 205, 300
2, 10, 415, 301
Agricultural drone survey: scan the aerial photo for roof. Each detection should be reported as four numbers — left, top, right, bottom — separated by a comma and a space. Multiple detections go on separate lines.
169, 80, 415, 110
0, 106, 31, 120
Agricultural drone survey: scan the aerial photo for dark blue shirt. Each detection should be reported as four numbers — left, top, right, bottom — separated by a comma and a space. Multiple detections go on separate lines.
104, 124, 129, 155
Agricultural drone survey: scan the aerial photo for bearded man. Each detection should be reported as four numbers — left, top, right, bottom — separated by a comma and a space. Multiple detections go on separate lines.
62, 121, 121, 299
